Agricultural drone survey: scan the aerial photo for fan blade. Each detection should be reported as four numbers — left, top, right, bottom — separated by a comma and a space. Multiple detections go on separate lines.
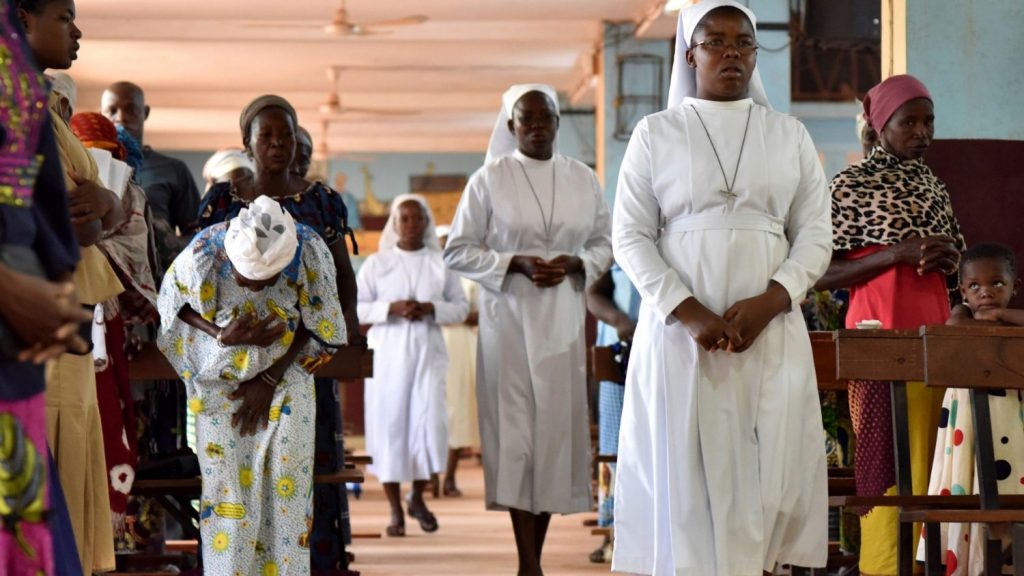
335, 107, 419, 116
364, 14, 428, 28
239, 21, 321, 29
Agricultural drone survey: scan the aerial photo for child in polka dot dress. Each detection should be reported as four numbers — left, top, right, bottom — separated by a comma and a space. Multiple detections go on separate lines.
918, 243, 1024, 575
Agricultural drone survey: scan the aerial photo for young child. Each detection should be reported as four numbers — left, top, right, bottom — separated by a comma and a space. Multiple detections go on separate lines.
920, 242, 1024, 575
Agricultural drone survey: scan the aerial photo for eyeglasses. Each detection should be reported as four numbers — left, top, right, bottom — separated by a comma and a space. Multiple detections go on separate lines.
694, 39, 758, 55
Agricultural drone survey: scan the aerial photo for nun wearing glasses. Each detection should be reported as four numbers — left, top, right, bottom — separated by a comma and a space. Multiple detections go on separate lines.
610, 1, 833, 575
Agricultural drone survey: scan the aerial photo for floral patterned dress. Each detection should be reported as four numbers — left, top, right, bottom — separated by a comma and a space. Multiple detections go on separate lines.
156, 222, 344, 575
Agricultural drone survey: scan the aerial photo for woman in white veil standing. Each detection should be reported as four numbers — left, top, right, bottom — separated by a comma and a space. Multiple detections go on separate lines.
444, 84, 612, 576
611, 2, 832, 575
357, 194, 468, 537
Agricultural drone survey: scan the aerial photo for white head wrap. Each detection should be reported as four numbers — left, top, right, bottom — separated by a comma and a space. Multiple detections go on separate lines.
485, 83, 560, 164
378, 193, 441, 252
667, 0, 771, 109
224, 195, 298, 281
434, 224, 451, 238
203, 149, 254, 188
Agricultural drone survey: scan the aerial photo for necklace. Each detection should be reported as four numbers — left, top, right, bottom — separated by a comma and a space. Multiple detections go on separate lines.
396, 247, 428, 300
516, 159, 556, 249
690, 103, 753, 212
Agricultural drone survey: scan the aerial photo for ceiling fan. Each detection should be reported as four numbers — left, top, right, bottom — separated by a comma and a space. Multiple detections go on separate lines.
242, 0, 427, 37
324, 0, 427, 36
319, 67, 419, 117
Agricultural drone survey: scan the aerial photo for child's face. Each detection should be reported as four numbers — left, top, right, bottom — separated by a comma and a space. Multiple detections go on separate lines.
960, 258, 1019, 313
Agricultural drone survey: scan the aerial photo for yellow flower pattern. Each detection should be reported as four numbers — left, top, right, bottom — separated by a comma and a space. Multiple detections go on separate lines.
157, 225, 341, 573
212, 531, 229, 552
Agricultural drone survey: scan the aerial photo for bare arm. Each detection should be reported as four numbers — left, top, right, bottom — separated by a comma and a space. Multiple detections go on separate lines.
814, 249, 900, 291
975, 307, 1024, 326
329, 241, 362, 345
586, 269, 635, 340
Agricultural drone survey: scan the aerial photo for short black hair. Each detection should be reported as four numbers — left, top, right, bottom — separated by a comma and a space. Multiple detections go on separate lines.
15, 0, 53, 14
691, 6, 755, 43
961, 242, 1017, 277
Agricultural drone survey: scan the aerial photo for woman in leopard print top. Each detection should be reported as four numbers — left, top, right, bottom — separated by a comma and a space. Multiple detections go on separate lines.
814, 74, 964, 576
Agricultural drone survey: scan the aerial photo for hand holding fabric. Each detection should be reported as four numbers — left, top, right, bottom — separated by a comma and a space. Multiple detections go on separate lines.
220, 312, 286, 347
672, 297, 741, 352
722, 282, 791, 353
67, 171, 117, 225
228, 377, 276, 437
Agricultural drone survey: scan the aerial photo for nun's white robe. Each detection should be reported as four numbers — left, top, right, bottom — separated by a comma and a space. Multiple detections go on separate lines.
444, 150, 612, 514
611, 98, 832, 576
358, 247, 468, 483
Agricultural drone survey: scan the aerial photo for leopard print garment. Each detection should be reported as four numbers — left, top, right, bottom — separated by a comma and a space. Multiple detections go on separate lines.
830, 146, 965, 253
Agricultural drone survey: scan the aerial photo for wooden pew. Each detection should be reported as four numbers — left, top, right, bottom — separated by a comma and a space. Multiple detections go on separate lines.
908, 325, 1024, 576
127, 343, 375, 542
834, 328, 1024, 575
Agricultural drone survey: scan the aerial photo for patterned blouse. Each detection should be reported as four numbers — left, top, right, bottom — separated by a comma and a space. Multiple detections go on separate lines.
199, 181, 356, 252
156, 222, 345, 410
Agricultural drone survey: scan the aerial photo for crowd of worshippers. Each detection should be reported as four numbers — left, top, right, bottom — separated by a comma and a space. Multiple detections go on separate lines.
3, 0, 1023, 575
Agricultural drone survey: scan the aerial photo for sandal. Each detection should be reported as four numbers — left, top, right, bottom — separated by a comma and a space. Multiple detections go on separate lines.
442, 482, 462, 497
386, 517, 405, 537
407, 506, 439, 533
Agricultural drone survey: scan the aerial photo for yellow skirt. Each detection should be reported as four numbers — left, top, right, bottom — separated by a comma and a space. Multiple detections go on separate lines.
858, 381, 942, 576
46, 353, 116, 574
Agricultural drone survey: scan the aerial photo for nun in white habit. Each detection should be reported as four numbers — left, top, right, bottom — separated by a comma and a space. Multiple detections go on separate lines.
444, 84, 612, 575
357, 194, 468, 536
611, 2, 831, 575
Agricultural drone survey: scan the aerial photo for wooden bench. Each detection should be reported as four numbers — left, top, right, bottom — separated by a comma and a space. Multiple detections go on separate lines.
909, 325, 1024, 576
128, 343, 375, 541
831, 327, 1024, 575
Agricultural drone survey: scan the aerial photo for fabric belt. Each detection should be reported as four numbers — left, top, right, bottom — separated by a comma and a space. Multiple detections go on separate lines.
661, 211, 785, 237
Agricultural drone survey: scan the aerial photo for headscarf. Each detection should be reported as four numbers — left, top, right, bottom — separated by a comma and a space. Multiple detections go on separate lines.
239, 94, 298, 149
667, 0, 771, 109
49, 71, 76, 118
434, 224, 451, 238
862, 74, 932, 132
70, 112, 126, 160
224, 195, 298, 281
485, 83, 560, 164
378, 193, 441, 252
202, 148, 253, 186
117, 125, 144, 173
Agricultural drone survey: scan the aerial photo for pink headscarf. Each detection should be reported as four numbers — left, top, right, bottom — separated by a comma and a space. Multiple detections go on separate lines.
862, 74, 932, 131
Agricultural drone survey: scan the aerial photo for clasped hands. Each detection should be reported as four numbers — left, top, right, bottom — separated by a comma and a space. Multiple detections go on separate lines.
510, 254, 583, 288
672, 281, 791, 353
389, 300, 434, 321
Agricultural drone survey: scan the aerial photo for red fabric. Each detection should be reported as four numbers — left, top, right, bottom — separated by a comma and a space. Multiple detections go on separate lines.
69, 112, 126, 160
844, 245, 950, 511
863, 74, 932, 132
95, 315, 138, 523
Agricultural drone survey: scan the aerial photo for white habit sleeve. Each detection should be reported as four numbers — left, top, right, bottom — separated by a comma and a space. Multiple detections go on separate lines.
612, 117, 695, 323
574, 169, 613, 291
356, 255, 392, 324
430, 268, 470, 325
769, 125, 833, 303
443, 171, 515, 292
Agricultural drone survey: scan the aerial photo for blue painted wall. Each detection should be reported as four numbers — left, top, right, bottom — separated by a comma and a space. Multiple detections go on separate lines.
905, 0, 1024, 140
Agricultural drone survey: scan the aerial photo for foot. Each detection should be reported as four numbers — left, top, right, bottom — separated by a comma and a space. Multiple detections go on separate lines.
588, 537, 612, 563
442, 479, 462, 497
386, 511, 405, 537
407, 501, 439, 533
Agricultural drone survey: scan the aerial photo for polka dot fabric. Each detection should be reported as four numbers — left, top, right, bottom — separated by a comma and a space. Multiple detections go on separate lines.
916, 388, 1024, 574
